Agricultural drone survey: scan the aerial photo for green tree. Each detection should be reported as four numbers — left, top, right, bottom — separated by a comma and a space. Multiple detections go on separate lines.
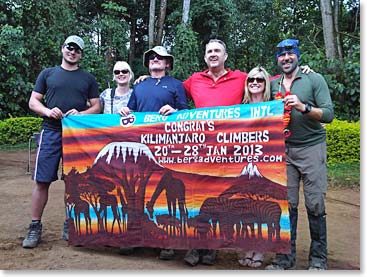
171, 23, 200, 81
0, 24, 30, 118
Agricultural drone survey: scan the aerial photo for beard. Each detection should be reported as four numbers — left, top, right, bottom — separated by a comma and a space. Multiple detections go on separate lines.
278, 58, 298, 74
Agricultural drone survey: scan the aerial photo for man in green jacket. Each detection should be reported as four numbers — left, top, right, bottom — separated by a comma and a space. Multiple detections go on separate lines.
266, 39, 334, 270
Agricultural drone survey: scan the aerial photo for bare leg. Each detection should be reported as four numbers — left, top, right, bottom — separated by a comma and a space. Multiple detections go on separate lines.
31, 182, 51, 220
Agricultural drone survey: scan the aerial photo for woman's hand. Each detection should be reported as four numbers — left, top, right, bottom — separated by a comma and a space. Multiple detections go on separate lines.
119, 107, 131, 116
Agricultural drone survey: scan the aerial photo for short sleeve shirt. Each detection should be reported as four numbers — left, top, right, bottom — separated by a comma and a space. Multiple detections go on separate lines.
33, 66, 99, 130
183, 69, 247, 108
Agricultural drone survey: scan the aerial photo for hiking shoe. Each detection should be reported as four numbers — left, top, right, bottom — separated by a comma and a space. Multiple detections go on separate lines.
62, 219, 69, 241
265, 263, 296, 270
184, 249, 200, 266
119, 247, 135, 255
308, 262, 327, 270
308, 266, 326, 270
22, 222, 42, 248
159, 249, 175, 260
201, 250, 217, 265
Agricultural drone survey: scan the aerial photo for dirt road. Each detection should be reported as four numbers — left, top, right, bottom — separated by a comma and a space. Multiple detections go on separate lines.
0, 150, 360, 270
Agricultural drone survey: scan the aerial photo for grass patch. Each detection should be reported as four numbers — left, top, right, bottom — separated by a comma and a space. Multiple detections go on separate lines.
328, 162, 360, 190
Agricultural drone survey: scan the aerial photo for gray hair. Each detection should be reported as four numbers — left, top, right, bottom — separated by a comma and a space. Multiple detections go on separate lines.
206, 39, 227, 53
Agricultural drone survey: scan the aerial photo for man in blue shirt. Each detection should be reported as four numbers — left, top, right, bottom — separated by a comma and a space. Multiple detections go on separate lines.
121, 46, 188, 115
121, 46, 188, 260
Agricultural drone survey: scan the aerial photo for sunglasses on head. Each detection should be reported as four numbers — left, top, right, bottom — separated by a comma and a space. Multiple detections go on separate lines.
65, 44, 82, 54
149, 53, 164, 60
248, 77, 265, 83
114, 69, 129, 75
276, 45, 295, 54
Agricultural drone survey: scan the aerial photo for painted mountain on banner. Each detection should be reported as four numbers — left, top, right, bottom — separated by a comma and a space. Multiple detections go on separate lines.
240, 162, 263, 178
94, 141, 163, 167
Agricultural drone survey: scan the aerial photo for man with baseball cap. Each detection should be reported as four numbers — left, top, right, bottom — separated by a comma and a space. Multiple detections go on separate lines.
64, 35, 85, 51
23, 35, 100, 248
265, 38, 334, 270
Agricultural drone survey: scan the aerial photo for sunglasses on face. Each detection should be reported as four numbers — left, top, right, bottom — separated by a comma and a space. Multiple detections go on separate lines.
149, 53, 164, 60
248, 77, 265, 83
114, 69, 129, 75
65, 44, 82, 54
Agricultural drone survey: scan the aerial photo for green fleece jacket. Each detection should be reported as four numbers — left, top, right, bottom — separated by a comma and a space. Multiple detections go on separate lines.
271, 69, 334, 147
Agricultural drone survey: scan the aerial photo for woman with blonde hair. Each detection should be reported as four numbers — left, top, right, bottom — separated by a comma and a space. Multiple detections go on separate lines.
100, 61, 134, 114
238, 66, 271, 268
242, 66, 271, 104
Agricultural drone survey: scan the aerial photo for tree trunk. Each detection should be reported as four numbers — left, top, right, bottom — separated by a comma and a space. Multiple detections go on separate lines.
333, 0, 343, 62
148, 0, 156, 48
156, 0, 167, 45
129, 17, 137, 65
182, 0, 191, 24
320, 0, 337, 59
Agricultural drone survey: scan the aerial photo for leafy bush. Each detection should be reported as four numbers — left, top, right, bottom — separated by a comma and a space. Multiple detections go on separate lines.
0, 117, 42, 145
325, 119, 360, 166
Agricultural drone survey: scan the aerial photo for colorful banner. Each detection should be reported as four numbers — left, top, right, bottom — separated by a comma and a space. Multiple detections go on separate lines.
62, 100, 290, 253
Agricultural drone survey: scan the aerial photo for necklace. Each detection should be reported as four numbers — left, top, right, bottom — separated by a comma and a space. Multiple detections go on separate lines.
274, 74, 292, 138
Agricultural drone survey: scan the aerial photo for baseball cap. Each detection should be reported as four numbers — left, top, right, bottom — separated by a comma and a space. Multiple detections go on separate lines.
64, 35, 85, 50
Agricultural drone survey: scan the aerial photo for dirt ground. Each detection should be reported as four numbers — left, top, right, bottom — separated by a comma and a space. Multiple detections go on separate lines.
0, 149, 360, 271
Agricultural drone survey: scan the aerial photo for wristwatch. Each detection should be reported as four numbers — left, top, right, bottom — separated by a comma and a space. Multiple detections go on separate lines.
302, 103, 312, 114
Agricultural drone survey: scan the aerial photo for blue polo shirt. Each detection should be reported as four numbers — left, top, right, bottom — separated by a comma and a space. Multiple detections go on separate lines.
128, 76, 188, 112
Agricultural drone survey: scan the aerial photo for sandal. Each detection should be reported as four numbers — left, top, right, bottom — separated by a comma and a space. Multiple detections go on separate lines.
248, 252, 264, 268
238, 251, 254, 267
239, 257, 253, 267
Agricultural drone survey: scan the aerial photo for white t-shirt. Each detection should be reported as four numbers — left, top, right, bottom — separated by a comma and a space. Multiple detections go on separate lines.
100, 88, 132, 114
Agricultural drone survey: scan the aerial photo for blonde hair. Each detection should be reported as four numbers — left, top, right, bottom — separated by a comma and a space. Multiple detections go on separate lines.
242, 66, 271, 103
112, 61, 134, 85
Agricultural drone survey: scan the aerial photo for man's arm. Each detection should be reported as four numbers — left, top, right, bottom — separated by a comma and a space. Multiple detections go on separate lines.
29, 91, 63, 119
79, 98, 101, 114
64, 98, 101, 116
283, 73, 334, 123
283, 95, 325, 121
